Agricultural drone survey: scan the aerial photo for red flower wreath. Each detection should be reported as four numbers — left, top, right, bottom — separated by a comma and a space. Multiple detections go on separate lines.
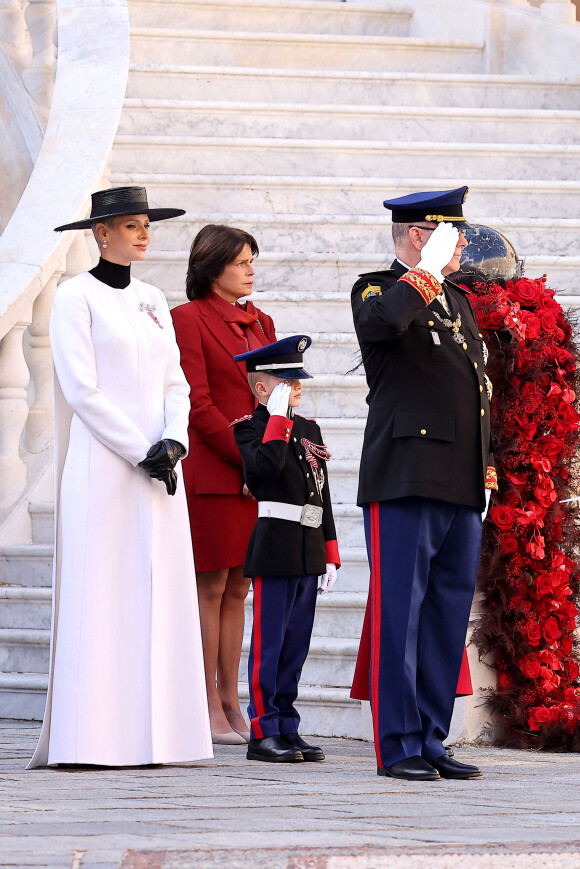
466, 275, 580, 749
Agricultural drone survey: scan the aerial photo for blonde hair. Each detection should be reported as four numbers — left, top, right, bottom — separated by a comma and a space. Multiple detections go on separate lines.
247, 370, 264, 398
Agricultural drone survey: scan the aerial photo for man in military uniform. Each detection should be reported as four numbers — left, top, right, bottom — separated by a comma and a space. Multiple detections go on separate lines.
351, 186, 497, 781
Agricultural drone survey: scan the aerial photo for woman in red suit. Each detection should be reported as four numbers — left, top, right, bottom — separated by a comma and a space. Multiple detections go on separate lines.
171, 225, 276, 744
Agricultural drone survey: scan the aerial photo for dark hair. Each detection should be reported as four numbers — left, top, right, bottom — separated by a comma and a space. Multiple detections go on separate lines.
185, 224, 259, 300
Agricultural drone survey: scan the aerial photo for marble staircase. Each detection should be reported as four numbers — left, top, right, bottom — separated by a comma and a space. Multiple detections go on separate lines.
2, 0, 579, 736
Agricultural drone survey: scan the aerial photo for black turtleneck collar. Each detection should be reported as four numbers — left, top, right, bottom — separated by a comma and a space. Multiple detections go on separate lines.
89, 258, 131, 289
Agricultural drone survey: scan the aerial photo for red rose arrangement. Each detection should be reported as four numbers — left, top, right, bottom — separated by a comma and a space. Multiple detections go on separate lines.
467, 275, 580, 749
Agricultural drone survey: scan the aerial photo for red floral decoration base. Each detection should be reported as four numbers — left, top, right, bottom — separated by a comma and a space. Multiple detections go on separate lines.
468, 275, 580, 749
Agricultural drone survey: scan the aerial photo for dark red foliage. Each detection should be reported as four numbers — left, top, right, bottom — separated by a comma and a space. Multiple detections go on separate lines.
467, 275, 580, 750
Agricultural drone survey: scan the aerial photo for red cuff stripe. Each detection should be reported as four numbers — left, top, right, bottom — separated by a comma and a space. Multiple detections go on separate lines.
263, 416, 294, 443
399, 268, 440, 305
325, 540, 340, 569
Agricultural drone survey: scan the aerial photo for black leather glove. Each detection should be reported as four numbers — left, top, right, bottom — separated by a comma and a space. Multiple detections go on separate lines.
138, 439, 186, 476
158, 468, 178, 496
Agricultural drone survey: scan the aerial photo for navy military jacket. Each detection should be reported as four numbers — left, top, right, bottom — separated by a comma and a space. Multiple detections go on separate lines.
351, 259, 494, 511
233, 404, 339, 577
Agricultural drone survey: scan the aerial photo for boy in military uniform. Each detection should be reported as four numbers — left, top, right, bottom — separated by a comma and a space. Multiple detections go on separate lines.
232, 336, 340, 764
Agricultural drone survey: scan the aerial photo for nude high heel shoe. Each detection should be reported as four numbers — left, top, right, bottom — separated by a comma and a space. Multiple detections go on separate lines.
211, 730, 246, 745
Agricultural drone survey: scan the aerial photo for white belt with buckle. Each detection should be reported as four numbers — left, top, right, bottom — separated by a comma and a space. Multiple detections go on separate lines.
258, 501, 323, 528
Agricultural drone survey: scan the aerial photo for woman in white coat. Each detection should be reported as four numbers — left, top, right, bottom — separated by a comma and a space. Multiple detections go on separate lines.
29, 186, 212, 768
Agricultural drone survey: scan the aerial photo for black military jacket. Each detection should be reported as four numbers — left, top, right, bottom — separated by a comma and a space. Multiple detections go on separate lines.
234, 404, 339, 577
351, 259, 494, 511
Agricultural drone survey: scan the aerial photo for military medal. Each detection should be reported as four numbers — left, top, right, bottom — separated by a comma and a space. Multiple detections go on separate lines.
431, 310, 466, 347
139, 301, 163, 329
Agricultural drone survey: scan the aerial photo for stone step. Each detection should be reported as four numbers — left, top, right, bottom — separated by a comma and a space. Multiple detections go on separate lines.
0, 546, 53, 588
239, 634, 360, 689
112, 135, 580, 180
29, 502, 54, 545
135, 251, 579, 294
333, 507, 366, 551
126, 65, 580, 110
149, 213, 580, 258
307, 418, 366, 462
129, 0, 412, 36
327, 460, 360, 504
245, 590, 366, 639
0, 628, 49, 674
112, 172, 580, 219
120, 99, 580, 146
0, 587, 52, 630
0, 672, 48, 720
237, 681, 363, 739
129, 29, 484, 74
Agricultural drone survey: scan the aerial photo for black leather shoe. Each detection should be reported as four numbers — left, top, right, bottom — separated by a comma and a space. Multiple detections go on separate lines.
378, 756, 440, 781
247, 735, 304, 763
446, 747, 454, 757
429, 754, 482, 779
282, 733, 325, 761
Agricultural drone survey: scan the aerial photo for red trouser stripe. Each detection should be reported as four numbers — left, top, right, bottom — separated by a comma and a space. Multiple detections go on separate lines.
370, 502, 383, 767
251, 577, 265, 738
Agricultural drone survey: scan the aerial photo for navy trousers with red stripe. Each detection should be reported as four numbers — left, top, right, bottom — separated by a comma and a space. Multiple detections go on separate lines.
363, 497, 482, 768
248, 575, 317, 739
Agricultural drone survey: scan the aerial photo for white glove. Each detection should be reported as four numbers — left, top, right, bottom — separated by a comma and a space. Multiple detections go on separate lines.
318, 563, 338, 595
417, 223, 460, 283
482, 488, 491, 522
267, 382, 292, 418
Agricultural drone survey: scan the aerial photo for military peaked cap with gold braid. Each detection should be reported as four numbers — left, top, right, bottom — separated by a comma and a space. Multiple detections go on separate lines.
384, 186, 470, 227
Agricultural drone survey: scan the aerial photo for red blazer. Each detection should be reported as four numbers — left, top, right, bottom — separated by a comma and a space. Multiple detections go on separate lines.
171, 296, 276, 496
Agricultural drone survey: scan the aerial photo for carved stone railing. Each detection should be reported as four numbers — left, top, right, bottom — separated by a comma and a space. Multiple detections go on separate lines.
0, 0, 130, 513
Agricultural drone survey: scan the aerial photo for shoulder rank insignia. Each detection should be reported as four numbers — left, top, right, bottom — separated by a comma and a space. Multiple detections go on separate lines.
362, 284, 382, 302
228, 414, 253, 427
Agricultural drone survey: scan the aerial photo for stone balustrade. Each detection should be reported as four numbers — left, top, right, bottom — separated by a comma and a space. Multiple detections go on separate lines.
0, 0, 130, 514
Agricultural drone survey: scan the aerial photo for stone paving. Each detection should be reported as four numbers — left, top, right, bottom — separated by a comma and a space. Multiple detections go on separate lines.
1, 721, 580, 869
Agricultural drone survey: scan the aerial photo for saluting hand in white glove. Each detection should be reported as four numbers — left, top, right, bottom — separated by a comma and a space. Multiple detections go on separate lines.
418, 223, 460, 283
318, 563, 338, 595
267, 382, 292, 418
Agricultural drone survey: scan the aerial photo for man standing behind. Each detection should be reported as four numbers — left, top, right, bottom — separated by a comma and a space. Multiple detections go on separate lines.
351, 186, 497, 781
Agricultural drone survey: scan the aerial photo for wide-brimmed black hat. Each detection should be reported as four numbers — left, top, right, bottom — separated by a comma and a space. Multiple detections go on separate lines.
54, 186, 185, 231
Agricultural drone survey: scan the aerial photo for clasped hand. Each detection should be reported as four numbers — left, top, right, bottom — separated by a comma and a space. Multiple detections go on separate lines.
138, 438, 186, 496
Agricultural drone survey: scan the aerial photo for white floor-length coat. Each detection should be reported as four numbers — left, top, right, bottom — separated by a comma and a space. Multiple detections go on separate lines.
29, 271, 212, 767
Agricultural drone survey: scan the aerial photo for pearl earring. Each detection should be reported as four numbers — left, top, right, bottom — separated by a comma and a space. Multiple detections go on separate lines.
102, 241, 108, 249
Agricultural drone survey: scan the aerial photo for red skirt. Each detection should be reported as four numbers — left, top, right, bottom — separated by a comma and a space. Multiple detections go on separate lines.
350, 592, 473, 700
187, 493, 258, 573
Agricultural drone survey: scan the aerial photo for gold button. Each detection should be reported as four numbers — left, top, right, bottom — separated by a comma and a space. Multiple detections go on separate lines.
481, 409, 485, 416
474, 362, 478, 369
462, 342, 467, 350
420, 428, 427, 435
480, 385, 483, 393
428, 321, 434, 327
479, 333, 483, 338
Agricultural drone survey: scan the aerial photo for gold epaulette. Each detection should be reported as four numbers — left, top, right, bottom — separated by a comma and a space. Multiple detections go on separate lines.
485, 466, 498, 491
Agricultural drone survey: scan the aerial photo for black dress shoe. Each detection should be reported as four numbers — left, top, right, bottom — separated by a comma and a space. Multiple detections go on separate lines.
429, 753, 482, 780
247, 735, 304, 763
378, 755, 440, 781
282, 733, 325, 761
446, 747, 454, 757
